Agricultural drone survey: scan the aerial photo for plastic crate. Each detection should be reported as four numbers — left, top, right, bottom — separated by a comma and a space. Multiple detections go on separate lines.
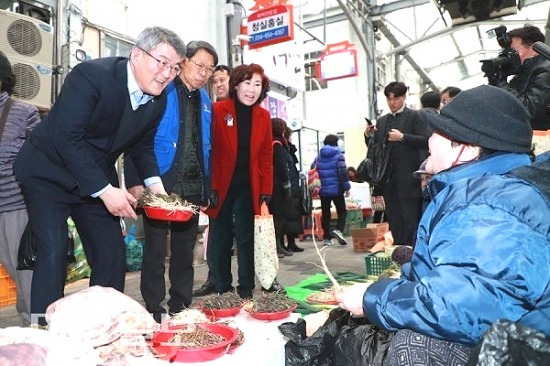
364, 252, 392, 276
0, 264, 17, 307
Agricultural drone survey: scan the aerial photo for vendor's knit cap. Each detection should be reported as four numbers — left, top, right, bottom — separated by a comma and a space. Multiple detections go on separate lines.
418, 85, 532, 152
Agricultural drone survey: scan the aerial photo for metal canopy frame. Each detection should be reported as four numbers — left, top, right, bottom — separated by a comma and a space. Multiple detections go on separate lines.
302, 0, 549, 91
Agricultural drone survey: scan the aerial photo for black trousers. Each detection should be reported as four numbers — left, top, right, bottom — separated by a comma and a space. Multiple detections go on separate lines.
140, 209, 198, 315
383, 184, 422, 246
320, 195, 347, 240
18, 179, 125, 324
273, 214, 287, 250
208, 183, 255, 294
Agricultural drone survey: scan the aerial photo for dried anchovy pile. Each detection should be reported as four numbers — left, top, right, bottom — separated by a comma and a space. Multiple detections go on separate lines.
202, 292, 245, 310
252, 292, 296, 313
138, 189, 199, 213
168, 325, 225, 349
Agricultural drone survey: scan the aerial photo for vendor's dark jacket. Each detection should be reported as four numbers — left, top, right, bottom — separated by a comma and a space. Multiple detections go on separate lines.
125, 79, 212, 206
503, 55, 550, 130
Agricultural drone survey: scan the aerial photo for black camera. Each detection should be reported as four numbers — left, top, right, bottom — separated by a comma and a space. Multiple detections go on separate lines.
480, 26, 521, 85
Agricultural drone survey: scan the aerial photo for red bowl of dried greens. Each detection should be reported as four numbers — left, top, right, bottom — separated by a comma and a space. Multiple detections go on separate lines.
199, 292, 245, 319
143, 206, 194, 222
152, 323, 239, 362
202, 305, 243, 319
245, 303, 298, 321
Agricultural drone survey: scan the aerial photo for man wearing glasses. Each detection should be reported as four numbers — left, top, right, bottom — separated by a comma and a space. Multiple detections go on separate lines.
14, 27, 186, 325
126, 40, 218, 322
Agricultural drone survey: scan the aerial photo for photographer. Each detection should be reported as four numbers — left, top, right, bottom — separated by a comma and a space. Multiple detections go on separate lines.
490, 25, 550, 130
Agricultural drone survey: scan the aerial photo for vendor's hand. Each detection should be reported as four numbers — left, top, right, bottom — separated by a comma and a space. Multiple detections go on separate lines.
200, 204, 209, 212
127, 185, 145, 202
148, 182, 167, 196
334, 283, 371, 317
99, 186, 138, 219
388, 129, 404, 142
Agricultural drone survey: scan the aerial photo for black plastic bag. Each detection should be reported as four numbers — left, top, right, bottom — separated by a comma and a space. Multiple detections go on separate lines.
17, 222, 36, 270
466, 319, 550, 366
357, 136, 392, 186
333, 320, 394, 366
279, 307, 393, 366
17, 222, 76, 270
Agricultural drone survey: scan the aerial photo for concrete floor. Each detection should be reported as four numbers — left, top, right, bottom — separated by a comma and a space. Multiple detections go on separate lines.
0, 234, 367, 328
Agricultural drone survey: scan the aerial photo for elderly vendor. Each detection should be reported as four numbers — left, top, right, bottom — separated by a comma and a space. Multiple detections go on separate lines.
336, 85, 550, 364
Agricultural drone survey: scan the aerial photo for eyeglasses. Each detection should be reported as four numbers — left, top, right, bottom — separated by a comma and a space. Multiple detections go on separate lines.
139, 48, 181, 76
189, 59, 214, 75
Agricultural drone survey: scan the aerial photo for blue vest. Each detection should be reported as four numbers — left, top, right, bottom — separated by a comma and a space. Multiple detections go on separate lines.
153, 81, 211, 176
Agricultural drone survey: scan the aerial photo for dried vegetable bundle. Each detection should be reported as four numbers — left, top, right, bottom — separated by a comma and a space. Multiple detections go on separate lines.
167, 325, 225, 349
251, 292, 296, 313
202, 292, 245, 310
138, 189, 199, 214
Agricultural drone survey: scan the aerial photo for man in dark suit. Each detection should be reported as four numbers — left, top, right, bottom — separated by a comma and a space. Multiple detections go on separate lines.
366, 81, 432, 247
14, 27, 186, 324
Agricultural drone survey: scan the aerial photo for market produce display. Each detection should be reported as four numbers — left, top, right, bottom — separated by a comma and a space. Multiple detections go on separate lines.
166, 324, 227, 349
200, 292, 246, 318
151, 323, 238, 363
243, 292, 298, 321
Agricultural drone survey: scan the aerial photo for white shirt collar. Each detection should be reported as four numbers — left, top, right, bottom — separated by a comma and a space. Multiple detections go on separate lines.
391, 104, 406, 116
127, 61, 153, 110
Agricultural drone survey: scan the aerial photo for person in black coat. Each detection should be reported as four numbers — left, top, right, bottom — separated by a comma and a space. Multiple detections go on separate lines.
13, 27, 186, 324
283, 126, 304, 252
365, 82, 432, 246
269, 118, 294, 258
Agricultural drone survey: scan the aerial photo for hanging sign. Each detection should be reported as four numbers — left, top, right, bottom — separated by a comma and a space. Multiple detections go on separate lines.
316, 41, 358, 81
247, 5, 294, 50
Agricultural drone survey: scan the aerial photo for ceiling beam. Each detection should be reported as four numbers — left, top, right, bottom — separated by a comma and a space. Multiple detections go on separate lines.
374, 19, 438, 90
385, 18, 547, 56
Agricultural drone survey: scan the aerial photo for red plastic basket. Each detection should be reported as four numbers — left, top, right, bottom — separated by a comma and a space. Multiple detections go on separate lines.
0, 264, 16, 308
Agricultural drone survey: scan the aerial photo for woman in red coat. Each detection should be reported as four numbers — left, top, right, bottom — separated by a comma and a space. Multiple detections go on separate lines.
207, 64, 273, 299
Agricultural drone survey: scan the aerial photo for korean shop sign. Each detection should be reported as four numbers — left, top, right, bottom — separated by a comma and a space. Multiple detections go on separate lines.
316, 41, 358, 81
247, 5, 294, 50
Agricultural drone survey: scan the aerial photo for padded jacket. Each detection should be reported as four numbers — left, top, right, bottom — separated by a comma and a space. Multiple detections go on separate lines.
363, 152, 550, 345
315, 145, 350, 197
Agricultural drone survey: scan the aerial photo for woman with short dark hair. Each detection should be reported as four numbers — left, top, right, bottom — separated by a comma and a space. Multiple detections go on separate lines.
207, 63, 273, 299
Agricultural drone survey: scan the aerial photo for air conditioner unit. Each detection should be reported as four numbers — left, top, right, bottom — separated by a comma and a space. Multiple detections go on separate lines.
0, 9, 53, 108
9, 55, 52, 109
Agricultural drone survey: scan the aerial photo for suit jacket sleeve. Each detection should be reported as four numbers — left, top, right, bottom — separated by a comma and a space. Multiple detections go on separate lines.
49, 63, 114, 195
402, 109, 432, 147
50, 60, 161, 195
